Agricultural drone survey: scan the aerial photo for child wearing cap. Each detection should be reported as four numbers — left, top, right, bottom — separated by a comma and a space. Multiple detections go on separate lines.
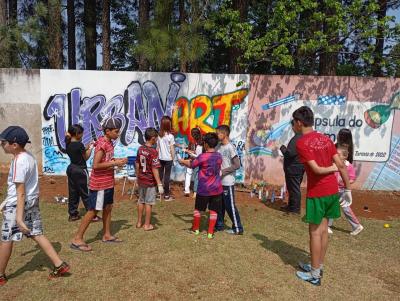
0, 126, 70, 285
70, 117, 127, 251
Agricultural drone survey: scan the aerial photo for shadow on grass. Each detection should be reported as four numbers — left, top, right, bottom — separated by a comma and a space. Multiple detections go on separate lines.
8, 242, 64, 279
253, 234, 309, 268
86, 219, 132, 244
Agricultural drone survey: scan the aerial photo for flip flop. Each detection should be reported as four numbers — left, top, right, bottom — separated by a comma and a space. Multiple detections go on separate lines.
70, 243, 92, 252
102, 237, 123, 243
136, 224, 143, 228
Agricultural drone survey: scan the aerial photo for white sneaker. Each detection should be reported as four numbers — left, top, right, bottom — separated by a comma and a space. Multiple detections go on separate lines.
350, 225, 364, 236
327, 227, 333, 234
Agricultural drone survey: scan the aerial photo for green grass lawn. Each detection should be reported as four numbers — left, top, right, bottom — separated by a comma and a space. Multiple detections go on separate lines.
1, 195, 399, 300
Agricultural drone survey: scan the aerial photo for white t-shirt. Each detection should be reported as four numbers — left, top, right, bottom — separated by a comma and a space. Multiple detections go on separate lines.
157, 133, 175, 161
5, 151, 39, 207
216, 143, 238, 186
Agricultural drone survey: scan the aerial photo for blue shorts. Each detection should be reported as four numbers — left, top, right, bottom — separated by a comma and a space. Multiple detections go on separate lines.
88, 188, 114, 211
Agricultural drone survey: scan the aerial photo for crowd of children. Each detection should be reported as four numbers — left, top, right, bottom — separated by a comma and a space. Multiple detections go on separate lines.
0, 107, 365, 286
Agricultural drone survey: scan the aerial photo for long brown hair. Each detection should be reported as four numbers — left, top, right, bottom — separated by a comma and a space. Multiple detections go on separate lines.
159, 116, 172, 137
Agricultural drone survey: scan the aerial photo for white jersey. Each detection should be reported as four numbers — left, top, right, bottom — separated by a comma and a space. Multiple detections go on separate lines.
157, 133, 175, 161
4, 151, 39, 207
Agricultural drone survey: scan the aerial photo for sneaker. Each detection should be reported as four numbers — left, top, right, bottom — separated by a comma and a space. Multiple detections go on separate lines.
296, 271, 321, 286
48, 262, 70, 279
207, 233, 214, 239
68, 215, 80, 222
298, 262, 324, 277
225, 229, 244, 235
350, 225, 364, 236
188, 229, 200, 235
0, 274, 7, 286
164, 195, 174, 201
328, 227, 333, 234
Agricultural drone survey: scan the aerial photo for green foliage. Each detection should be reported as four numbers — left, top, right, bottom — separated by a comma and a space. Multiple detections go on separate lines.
1, 0, 400, 76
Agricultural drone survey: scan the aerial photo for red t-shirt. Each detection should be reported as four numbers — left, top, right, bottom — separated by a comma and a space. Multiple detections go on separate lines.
296, 131, 339, 198
136, 145, 161, 187
89, 136, 115, 190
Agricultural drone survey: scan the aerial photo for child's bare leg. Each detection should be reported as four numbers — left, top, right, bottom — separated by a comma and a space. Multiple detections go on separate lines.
72, 209, 97, 246
143, 204, 153, 230
137, 203, 144, 227
319, 218, 329, 265
0, 242, 13, 275
31, 235, 63, 267
309, 223, 323, 270
102, 204, 113, 240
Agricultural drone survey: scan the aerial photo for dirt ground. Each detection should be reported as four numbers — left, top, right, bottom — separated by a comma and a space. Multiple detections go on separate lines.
1, 172, 398, 221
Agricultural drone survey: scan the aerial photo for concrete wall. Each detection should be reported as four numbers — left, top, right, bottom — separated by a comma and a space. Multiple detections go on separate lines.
1, 69, 399, 190
0, 69, 41, 169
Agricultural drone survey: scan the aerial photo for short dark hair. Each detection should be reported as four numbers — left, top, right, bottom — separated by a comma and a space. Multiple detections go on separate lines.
216, 125, 230, 135
144, 127, 158, 141
191, 128, 202, 143
203, 132, 218, 148
292, 106, 314, 127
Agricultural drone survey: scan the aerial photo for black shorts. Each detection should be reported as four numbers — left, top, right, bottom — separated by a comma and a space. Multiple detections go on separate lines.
195, 194, 222, 212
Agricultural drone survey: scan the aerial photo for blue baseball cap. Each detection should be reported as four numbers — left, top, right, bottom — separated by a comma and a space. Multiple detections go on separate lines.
0, 126, 31, 145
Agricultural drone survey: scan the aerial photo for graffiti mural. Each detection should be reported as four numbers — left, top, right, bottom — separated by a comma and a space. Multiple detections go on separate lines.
41, 70, 249, 181
245, 75, 400, 191
39, 71, 400, 190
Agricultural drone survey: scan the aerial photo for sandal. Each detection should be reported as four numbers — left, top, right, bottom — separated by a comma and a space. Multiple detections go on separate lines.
102, 237, 123, 243
70, 243, 92, 252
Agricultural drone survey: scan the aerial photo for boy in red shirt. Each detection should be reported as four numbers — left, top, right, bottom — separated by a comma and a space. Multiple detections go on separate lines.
70, 117, 127, 251
135, 128, 164, 231
292, 106, 352, 286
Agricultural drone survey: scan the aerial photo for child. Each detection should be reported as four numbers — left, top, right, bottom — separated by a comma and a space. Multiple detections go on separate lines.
215, 125, 244, 235
292, 106, 352, 286
0, 126, 70, 285
65, 124, 101, 222
337, 128, 354, 163
280, 119, 305, 214
179, 132, 222, 239
157, 116, 175, 201
183, 128, 203, 197
328, 146, 363, 235
135, 128, 164, 231
70, 117, 127, 251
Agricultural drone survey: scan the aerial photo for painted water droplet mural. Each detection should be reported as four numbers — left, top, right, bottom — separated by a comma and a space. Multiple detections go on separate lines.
364, 92, 400, 128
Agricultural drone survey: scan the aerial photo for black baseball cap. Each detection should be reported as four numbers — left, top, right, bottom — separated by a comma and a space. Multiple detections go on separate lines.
0, 126, 31, 145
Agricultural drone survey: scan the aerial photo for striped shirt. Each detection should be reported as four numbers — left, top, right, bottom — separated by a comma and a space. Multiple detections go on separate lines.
89, 136, 115, 190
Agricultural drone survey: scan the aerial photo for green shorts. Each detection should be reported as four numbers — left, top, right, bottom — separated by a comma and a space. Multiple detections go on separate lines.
303, 194, 341, 225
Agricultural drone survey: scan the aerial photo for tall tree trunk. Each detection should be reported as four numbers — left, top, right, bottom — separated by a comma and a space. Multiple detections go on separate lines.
179, 0, 187, 72
48, 0, 63, 69
84, 0, 97, 70
8, 0, 17, 22
102, 0, 111, 70
372, 0, 387, 77
318, 3, 337, 76
67, 0, 76, 69
0, 1, 6, 25
138, 0, 150, 71
229, 0, 248, 74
